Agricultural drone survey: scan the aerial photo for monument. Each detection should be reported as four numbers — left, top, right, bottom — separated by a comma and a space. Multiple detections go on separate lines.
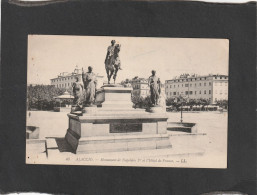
81, 66, 97, 114
65, 40, 172, 154
70, 77, 83, 115
105, 40, 121, 84
148, 70, 164, 113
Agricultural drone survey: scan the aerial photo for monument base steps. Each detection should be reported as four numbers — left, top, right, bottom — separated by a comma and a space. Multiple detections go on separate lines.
65, 86, 172, 154
66, 133, 171, 154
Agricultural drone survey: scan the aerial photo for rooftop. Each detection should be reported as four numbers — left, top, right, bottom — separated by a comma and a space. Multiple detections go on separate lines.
50, 66, 103, 80
166, 74, 228, 81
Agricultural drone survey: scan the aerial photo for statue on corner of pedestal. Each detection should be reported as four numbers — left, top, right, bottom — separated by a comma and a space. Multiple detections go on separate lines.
82, 66, 97, 107
70, 76, 84, 115
148, 70, 161, 107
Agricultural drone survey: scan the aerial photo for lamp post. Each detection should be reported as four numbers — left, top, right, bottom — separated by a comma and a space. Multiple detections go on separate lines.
179, 95, 188, 123
180, 101, 183, 123
176, 95, 184, 123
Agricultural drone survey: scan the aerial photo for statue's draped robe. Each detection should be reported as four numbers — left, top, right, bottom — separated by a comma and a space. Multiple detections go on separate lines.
149, 75, 160, 105
82, 72, 97, 105
72, 82, 83, 107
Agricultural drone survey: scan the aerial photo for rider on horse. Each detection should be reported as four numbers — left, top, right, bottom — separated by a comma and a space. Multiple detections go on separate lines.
105, 40, 122, 70
105, 40, 122, 84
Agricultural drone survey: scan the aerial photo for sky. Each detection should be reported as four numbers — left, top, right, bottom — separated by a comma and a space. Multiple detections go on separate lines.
27, 35, 229, 85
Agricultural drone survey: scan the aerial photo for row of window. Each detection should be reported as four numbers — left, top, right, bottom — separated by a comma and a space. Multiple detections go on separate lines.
133, 90, 149, 95
56, 82, 73, 88
166, 76, 228, 83
166, 81, 228, 88
166, 82, 212, 88
166, 90, 228, 96
214, 82, 228, 86
215, 90, 228, 95
52, 77, 77, 82
166, 90, 212, 96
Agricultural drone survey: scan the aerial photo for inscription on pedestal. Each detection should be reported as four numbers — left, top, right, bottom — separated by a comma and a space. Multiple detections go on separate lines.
110, 123, 142, 133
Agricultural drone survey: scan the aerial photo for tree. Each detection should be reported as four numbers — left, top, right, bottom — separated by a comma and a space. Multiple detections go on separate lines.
187, 99, 197, 110
166, 97, 175, 106
142, 96, 152, 110
131, 95, 152, 110
216, 99, 228, 109
131, 95, 144, 108
27, 85, 66, 110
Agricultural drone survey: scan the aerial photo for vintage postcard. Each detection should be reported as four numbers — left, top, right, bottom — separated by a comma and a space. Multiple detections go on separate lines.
26, 35, 229, 168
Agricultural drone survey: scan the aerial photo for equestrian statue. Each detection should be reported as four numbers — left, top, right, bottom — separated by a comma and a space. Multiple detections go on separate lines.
104, 40, 122, 84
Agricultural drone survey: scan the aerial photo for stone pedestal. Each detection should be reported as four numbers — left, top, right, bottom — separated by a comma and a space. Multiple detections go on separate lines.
95, 85, 133, 109
65, 85, 172, 154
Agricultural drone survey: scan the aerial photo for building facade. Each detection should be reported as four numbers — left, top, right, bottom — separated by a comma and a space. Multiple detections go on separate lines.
130, 77, 165, 98
50, 66, 104, 90
165, 74, 228, 104
130, 77, 150, 98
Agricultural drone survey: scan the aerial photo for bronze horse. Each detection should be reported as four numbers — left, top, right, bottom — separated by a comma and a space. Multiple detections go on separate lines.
105, 44, 121, 84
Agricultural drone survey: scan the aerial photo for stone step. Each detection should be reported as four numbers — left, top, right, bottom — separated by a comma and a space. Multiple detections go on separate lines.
98, 107, 144, 111
72, 113, 167, 120
97, 108, 146, 113
167, 126, 192, 133
76, 139, 172, 154
46, 146, 204, 162
167, 122, 197, 133
95, 110, 148, 115
168, 131, 206, 136
78, 134, 169, 144
101, 101, 133, 107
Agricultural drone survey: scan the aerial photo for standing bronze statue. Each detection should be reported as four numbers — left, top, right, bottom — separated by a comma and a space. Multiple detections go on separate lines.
71, 77, 84, 114
148, 70, 161, 106
82, 66, 97, 106
105, 40, 122, 84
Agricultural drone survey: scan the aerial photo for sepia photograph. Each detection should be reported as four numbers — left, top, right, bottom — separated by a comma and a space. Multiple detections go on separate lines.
26, 35, 229, 168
